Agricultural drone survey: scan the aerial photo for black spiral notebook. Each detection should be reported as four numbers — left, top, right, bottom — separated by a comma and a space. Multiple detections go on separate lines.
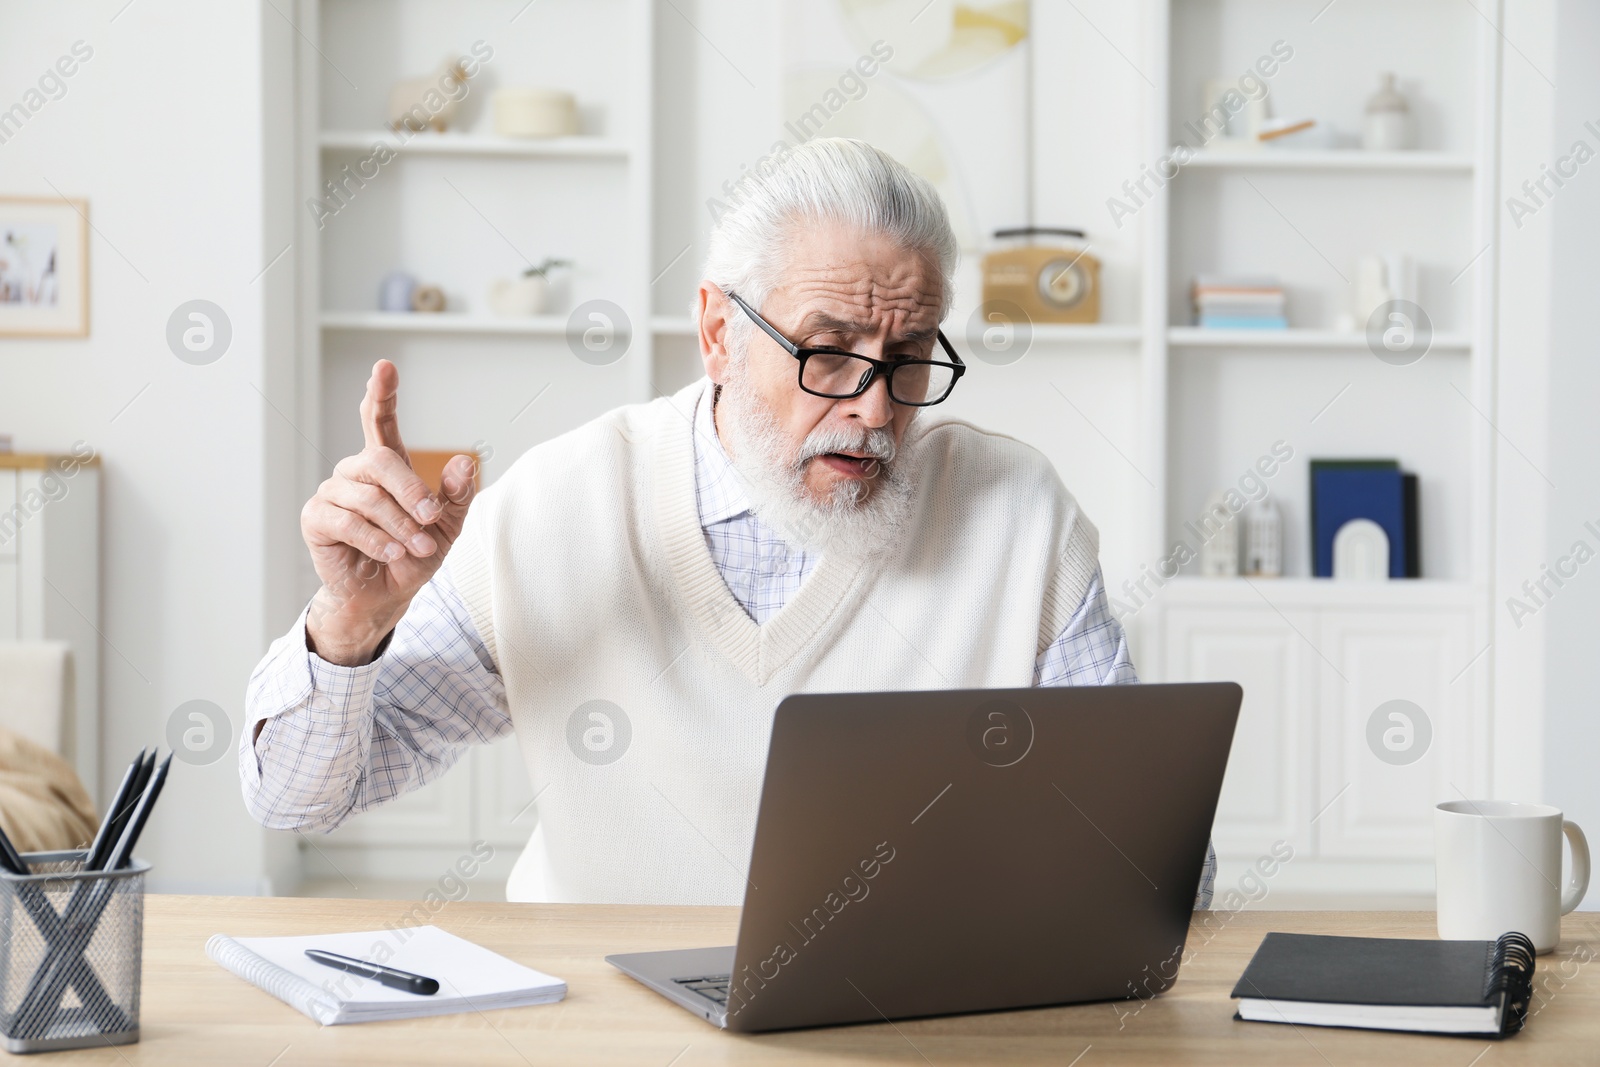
1231, 932, 1535, 1038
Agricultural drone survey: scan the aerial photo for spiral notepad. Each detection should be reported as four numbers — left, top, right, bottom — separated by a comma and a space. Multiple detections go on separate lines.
206, 926, 566, 1025
1231, 931, 1536, 1038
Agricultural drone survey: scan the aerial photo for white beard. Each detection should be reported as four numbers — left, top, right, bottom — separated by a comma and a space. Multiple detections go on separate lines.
714, 370, 920, 560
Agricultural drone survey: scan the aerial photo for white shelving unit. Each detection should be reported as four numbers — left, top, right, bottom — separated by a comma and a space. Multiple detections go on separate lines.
292, 0, 662, 887
648, 315, 697, 337
0, 456, 100, 803
1032, 324, 1144, 345
1140, 0, 1501, 895
1167, 327, 1472, 350
1179, 150, 1474, 172
281, 0, 1511, 898
320, 311, 575, 336
320, 130, 631, 160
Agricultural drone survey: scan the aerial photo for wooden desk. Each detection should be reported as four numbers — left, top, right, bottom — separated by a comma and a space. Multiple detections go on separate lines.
33, 896, 1600, 1065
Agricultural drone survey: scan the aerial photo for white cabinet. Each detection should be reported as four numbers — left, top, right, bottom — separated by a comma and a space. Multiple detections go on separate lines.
0, 456, 101, 796
0, 472, 19, 640
1161, 605, 1316, 854
0, 563, 18, 641
316, 734, 534, 882
321, 753, 474, 848
1150, 580, 1482, 891
1315, 608, 1478, 860
475, 732, 542, 848
321, 733, 534, 850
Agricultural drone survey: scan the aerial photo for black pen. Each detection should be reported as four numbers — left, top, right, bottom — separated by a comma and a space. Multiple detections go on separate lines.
0, 822, 27, 875
305, 950, 440, 995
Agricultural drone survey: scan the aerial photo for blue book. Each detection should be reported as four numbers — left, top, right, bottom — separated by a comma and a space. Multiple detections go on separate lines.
1311, 462, 1407, 578
1197, 316, 1289, 329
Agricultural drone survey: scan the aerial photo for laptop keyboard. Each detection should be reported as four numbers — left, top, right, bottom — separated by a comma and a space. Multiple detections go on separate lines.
673, 974, 732, 1006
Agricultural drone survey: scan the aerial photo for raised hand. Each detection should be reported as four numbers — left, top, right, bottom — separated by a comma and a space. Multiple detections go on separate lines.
300, 360, 479, 665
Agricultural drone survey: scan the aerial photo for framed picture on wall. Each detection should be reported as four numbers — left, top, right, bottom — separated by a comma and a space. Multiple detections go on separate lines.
0, 196, 89, 337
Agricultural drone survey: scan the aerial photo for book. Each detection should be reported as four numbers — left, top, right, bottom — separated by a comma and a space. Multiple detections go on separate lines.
1194, 291, 1285, 306
1195, 303, 1286, 319
1309, 460, 1408, 578
1192, 276, 1286, 328
1197, 315, 1289, 329
1194, 274, 1281, 291
1232, 932, 1535, 1038
1403, 472, 1421, 578
206, 925, 567, 1025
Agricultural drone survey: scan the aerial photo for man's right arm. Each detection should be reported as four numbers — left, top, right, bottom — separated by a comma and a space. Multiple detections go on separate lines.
241, 561, 511, 832
243, 358, 500, 831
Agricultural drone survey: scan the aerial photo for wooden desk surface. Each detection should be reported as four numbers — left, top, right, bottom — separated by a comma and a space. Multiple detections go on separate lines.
33, 895, 1600, 1065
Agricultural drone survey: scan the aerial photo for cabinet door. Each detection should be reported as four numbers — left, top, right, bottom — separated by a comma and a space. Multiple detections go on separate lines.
0, 472, 16, 639
0, 560, 16, 641
1161, 605, 1316, 855
1315, 608, 1477, 859
321, 752, 474, 847
473, 733, 539, 848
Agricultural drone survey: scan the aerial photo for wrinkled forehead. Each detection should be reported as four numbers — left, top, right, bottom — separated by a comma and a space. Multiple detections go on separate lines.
768, 227, 946, 339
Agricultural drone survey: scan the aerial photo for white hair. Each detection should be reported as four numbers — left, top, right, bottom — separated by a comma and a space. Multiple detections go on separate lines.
702, 137, 958, 342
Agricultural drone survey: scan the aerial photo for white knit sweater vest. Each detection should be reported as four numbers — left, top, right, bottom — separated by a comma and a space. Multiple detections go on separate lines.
449, 379, 1101, 904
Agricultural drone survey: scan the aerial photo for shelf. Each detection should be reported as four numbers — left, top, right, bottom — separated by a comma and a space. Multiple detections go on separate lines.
321, 312, 581, 335
1030, 324, 1142, 344
650, 318, 1139, 345
1159, 577, 1480, 609
1167, 328, 1471, 351
319, 131, 631, 161
651, 316, 697, 336
1178, 150, 1474, 173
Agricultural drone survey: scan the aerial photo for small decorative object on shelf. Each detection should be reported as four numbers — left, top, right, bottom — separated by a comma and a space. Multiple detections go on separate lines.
389, 59, 471, 133
1310, 459, 1420, 578
980, 228, 1100, 324
0, 433, 12, 454
1332, 518, 1391, 580
1244, 498, 1283, 577
379, 271, 416, 313
1258, 117, 1333, 151
493, 89, 579, 139
1193, 275, 1286, 329
1201, 77, 1269, 145
1363, 72, 1414, 151
1347, 252, 1415, 332
487, 258, 570, 317
1198, 491, 1240, 578
408, 450, 485, 495
411, 285, 447, 313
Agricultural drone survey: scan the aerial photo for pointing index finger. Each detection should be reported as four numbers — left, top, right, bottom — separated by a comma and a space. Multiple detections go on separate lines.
360, 359, 409, 461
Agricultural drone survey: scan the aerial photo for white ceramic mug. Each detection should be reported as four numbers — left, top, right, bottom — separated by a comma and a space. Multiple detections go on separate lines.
1435, 800, 1590, 953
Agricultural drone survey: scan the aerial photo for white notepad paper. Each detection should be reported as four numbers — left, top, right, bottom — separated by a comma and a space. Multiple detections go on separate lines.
206, 925, 566, 1025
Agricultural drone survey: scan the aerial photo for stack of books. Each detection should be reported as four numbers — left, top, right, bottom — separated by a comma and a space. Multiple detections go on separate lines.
1192, 276, 1286, 329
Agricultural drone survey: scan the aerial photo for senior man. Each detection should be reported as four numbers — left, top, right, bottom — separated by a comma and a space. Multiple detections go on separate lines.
243, 137, 1215, 907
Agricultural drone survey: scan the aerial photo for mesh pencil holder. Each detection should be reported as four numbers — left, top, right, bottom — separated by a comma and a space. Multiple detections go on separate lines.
0, 850, 148, 1054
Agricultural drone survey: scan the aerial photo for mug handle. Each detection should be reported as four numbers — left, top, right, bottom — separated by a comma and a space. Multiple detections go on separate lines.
1561, 820, 1591, 915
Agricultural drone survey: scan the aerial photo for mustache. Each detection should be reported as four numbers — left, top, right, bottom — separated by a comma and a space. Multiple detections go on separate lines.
795, 425, 898, 469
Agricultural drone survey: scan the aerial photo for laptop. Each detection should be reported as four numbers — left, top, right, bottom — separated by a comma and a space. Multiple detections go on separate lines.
607, 682, 1242, 1032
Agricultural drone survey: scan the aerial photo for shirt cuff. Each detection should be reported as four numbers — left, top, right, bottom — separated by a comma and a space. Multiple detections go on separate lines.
246, 604, 384, 735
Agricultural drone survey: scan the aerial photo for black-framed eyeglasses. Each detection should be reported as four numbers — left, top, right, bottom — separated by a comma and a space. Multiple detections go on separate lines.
725, 290, 966, 407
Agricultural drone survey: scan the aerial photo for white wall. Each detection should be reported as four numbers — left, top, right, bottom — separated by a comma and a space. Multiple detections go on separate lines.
1491, 1, 1556, 809
0, 1, 283, 892
1488, 0, 1600, 907
1541, 0, 1600, 907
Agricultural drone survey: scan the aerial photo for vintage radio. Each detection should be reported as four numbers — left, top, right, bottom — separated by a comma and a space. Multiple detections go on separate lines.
980, 227, 1101, 324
